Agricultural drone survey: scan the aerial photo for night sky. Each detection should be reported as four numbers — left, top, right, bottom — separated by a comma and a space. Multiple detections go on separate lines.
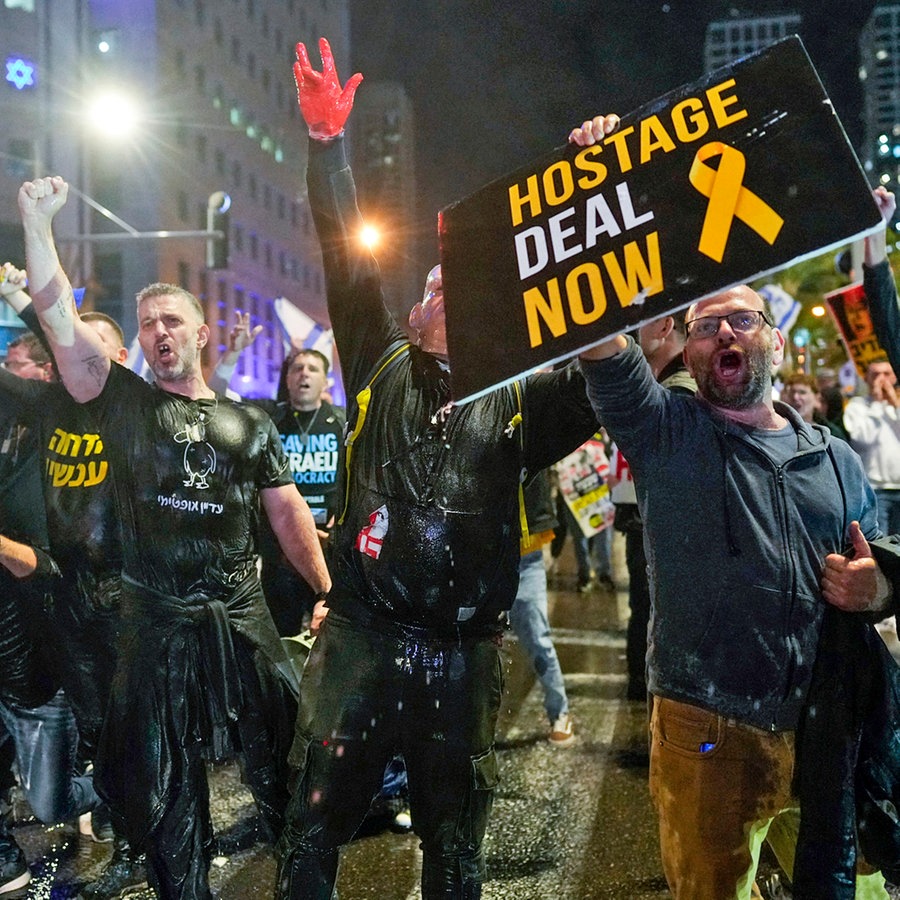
349, 0, 876, 273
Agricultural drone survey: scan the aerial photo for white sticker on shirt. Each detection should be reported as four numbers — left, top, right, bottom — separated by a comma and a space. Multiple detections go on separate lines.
356, 504, 388, 559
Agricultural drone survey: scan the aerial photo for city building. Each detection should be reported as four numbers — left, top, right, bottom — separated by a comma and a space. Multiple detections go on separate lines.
0, 0, 351, 398
351, 80, 418, 325
861, 4, 900, 190
703, 9, 801, 72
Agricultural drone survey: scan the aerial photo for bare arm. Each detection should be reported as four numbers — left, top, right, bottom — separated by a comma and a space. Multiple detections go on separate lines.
208, 311, 263, 394
18, 176, 110, 402
0, 534, 38, 579
260, 483, 332, 633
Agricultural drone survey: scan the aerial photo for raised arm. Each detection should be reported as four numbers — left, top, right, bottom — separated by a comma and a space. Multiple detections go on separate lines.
293, 37, 362, 141
863, 187, 900, 374
294, 38, 400, 386
569, 115, 629, 361
864, 186, 896, 267
18, 176, 110, 402
209, 311, 263, 395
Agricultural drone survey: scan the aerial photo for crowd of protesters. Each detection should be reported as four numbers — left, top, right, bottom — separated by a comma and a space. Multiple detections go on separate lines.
0, 37, 899, 900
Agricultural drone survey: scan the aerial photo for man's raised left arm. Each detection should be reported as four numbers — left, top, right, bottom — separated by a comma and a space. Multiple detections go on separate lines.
18, 176, 110, 401
864, 186, 900, 375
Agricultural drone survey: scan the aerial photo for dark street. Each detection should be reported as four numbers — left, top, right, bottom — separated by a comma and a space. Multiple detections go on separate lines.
9, 537, 792, 899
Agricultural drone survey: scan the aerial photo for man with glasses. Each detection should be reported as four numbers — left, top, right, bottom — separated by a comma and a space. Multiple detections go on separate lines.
572, 114, 898, 900
2, 332, 53, 381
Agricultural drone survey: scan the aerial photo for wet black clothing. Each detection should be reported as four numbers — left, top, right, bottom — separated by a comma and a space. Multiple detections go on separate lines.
249, 400, 345, 634
0, 545, 59, 710
83, 364, 299, 899
0, 356, 121, 758
277, 135, 598, 900
311, 138, 597, 633
278, 613, 502, 897
0, 402, 57, 710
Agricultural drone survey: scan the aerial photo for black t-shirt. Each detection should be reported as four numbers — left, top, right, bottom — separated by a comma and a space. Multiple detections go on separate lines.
250, 400, 345, 526
0, 403, 47, 547
88, 365, 293, 598
0, 367, 118, 576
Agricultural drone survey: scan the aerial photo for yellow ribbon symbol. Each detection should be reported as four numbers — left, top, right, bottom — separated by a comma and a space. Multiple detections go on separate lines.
689, 141, 784, 263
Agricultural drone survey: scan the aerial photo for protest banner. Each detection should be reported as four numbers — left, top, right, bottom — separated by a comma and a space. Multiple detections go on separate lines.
824, 281, 889, 378
555, 438, 615, 538
439, 35, 883, 403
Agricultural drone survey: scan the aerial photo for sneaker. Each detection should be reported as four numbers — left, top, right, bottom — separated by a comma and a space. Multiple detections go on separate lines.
0, 845, 29, 896
576, 577, 595, 594
549, 713, 576, 747
596, 573, 616, 592
78, 841, 147, 899
79, 804, 115, 844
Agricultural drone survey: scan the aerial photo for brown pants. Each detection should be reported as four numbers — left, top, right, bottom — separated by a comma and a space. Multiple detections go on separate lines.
648, 695, 887, 900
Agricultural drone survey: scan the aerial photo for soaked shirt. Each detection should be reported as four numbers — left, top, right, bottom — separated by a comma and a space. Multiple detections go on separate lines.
0, 367, 119, 578
87, 365, 293, 599
308, 137, 599, 633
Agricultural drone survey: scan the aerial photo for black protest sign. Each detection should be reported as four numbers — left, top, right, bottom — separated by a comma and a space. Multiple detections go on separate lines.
438, 35, 883, 403
824, 282, 888, 378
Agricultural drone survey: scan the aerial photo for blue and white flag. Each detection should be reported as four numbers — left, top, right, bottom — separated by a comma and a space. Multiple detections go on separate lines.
758, 284, 801, 338
273, 297, 344, 406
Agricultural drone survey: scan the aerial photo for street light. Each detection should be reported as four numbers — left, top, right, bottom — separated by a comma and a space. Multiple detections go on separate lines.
359, 223, 380, 250
85, 89, 139, 140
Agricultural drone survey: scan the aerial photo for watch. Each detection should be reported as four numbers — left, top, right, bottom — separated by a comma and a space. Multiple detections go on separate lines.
314, 591, 330, 605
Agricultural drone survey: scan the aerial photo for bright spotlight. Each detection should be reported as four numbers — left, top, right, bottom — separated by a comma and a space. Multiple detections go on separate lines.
86, 91, 140, 139
359, 224, 380, 249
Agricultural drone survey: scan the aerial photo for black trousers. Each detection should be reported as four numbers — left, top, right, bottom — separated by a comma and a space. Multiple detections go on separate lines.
625, 529, 651, 699
276, 613, 503, 899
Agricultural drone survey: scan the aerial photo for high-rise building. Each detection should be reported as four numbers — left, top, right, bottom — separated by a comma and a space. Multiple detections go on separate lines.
0, 0, 88, 350
704, 10, 802, 73
861, 4, 900, 189
0, 0, 351, 398
351, 80, 417, 326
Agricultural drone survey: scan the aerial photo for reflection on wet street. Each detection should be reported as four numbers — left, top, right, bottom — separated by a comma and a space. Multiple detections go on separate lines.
7, 537, 772, 898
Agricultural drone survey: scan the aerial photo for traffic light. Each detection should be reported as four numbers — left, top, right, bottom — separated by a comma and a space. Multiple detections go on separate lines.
206, 191, 231, 269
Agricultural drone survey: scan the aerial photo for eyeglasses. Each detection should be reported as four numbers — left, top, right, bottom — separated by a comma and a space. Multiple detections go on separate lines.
684, 309, 774, 340
1, 359, 34, 371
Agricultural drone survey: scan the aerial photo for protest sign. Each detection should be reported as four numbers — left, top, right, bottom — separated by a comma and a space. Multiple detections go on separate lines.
555, 438, 614, 538
439, 35, 883, 403
824, 282, 889, 378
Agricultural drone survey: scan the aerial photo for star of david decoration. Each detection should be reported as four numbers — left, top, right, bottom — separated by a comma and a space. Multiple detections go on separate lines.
6, 58, 35, 91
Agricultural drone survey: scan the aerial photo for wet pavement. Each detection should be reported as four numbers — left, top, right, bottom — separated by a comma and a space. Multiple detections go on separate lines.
7, 535, 783, 899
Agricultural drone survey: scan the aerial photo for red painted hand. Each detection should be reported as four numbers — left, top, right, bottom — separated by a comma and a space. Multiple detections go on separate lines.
293, 37, 363, 139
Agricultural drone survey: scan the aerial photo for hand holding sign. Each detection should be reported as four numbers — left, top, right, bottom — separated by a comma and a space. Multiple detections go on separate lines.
293, 37, 363, 140
568, 115, 622, 147
439, 36, 884, 404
